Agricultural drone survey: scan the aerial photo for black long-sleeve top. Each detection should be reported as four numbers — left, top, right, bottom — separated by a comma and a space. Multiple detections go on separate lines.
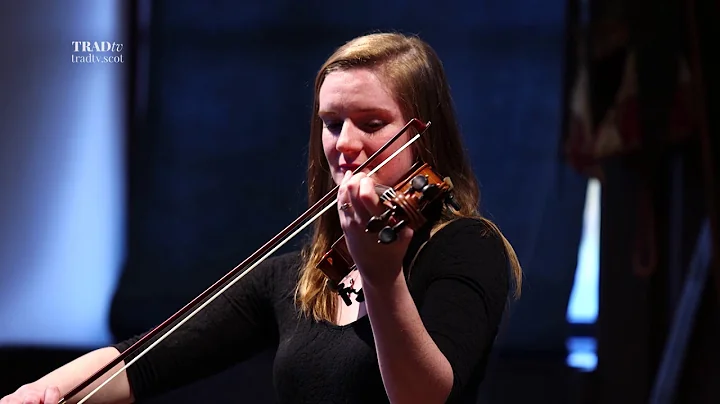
113, 218, 510, 403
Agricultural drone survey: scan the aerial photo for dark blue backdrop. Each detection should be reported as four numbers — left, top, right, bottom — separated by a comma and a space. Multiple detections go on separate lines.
110, 0, 586, 360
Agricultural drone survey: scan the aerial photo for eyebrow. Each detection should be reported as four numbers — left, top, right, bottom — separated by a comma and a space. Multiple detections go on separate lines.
318, 107, 393, 116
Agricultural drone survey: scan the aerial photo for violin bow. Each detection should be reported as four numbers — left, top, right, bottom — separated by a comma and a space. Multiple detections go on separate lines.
59, 118, 431, 404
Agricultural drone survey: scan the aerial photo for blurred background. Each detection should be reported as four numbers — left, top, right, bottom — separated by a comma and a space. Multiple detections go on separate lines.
0, 0, 717, 403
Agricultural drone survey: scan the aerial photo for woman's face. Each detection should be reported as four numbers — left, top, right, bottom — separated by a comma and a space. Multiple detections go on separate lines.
318, 68, 414, 187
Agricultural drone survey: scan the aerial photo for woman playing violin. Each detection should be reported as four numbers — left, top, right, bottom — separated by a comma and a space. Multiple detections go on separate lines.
1, 32, 522, 404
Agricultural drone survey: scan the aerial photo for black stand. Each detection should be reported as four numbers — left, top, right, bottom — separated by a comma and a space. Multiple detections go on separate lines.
649, 0, 719, 399
648, 217, 712, 404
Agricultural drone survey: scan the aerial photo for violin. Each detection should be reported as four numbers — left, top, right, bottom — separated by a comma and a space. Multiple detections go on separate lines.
58, 118, 456, 404
317, 161, 460, 305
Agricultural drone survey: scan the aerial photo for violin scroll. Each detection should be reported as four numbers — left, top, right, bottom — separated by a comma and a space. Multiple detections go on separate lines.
365, 162, 458, 244
317, 161, 459, 295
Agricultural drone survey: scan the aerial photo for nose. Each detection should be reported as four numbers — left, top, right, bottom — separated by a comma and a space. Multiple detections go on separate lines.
335, 120, 363, 155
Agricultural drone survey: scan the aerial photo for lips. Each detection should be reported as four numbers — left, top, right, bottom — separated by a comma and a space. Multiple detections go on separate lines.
339, 164, 360, 173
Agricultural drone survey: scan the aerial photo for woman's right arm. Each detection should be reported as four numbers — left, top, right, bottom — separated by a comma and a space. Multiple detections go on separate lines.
1, 252, 295, 404
0, 347, 133, 404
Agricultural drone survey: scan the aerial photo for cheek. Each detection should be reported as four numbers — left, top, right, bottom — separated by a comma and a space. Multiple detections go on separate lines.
321, 134, 336, 160
395, 149, 415, 172
381, 134, 414, 165
378, 149, 414, 185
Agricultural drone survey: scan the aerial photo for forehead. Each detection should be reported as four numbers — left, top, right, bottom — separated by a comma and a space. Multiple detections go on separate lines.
318, 68, 400, 115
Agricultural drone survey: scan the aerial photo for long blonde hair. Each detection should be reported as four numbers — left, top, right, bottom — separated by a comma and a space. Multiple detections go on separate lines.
296, 32, 522, 322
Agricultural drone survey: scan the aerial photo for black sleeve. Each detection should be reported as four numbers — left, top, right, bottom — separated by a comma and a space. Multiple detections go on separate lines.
412, 218, 510, 401
111, 252, 297, 399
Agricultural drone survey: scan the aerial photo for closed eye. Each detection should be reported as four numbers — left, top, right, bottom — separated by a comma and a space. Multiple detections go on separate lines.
321, 118, 387, 135
323, 120, 343, 134
363, 119, 386, 133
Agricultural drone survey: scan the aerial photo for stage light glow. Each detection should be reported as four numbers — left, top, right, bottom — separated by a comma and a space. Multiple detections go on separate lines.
0, 0, 126, 348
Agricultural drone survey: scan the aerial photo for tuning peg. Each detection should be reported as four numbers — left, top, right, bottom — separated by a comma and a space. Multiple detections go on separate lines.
445, 193, 461, 211
366, 208, 394, 233
377, 219, 407, 244
411, 175, 429, 192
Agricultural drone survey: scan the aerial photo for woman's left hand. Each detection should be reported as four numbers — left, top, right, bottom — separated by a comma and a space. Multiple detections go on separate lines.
337, 170, 413, 289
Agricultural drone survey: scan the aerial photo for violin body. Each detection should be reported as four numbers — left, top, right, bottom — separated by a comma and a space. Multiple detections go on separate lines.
317, 161, 459, 289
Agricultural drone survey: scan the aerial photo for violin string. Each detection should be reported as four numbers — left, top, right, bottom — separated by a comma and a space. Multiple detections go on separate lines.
74, 131, 423, 404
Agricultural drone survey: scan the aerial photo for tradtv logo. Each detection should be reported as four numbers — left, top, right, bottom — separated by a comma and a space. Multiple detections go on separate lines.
71, 41, 125, 64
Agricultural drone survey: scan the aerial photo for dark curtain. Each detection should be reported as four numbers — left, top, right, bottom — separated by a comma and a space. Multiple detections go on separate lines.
560, 0, 720, 401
